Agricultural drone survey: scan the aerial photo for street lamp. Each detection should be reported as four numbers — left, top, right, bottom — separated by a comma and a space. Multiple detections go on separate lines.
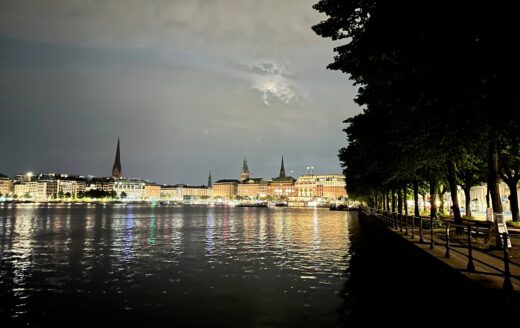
306, 166, 315, 175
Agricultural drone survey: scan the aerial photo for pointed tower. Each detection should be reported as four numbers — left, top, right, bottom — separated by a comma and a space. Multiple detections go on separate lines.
112, 138, 122, 178
279, 156, 286, 178
240, 157, 250, 181
208, 170, 212, 188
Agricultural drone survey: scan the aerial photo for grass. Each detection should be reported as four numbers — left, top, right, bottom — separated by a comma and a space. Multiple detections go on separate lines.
507, 221, 520, 228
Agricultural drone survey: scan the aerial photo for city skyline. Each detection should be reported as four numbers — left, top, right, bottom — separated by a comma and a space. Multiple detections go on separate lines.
0, 138, 343, 187
0, 0, 360, 184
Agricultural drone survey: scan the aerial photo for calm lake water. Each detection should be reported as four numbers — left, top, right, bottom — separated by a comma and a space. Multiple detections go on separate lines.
0, 204, 355, 327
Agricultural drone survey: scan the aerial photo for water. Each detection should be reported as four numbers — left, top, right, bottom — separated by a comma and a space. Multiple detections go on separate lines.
0, 204, 354, 327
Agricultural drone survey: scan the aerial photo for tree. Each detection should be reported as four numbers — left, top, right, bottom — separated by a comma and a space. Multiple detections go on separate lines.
120, 191, 127, 199
313, 1, 520, 228
499, 132, 520, 221
457, 148, 487, 218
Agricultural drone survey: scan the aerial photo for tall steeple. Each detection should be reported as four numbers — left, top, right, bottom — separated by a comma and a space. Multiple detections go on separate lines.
240, 157, 250, 181
112, 138, 122, 178
208, 170, 212, 188
279, 156, 286, 178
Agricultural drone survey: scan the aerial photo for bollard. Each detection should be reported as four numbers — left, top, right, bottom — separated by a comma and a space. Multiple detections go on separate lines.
430, 216, 434, 249
467, 225, 475, 272
445, 223, 450, 258
411, 216, 415, 239
405, 215, 409, 236
419, 217, 424, 243
502, 232, 513, 291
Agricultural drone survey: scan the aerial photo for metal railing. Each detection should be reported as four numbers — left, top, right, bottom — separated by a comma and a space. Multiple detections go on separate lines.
360, 206, 516, 291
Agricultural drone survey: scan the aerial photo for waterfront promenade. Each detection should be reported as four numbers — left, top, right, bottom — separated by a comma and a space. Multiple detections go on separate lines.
361, 209, 520, 295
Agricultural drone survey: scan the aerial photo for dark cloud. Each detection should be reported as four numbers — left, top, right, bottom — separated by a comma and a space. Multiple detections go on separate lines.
0, 0, 360, 184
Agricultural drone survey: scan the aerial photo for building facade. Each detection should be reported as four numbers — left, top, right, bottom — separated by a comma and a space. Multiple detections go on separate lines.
14, 181, 56, 201
237, 178, 268, 198
160, 184, 211, 202
113, 179, 146, 200
85, 177, 115, 192
290, 174, 347, 206
144, 184, 161, 201
56, 179, 86, 198
316, 174, 348, 200
0, 175, 12, 196
212, 180, 238, 200
267, 157, 296, 200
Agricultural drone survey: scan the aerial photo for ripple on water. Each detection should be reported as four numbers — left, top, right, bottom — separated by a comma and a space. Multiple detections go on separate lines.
0, 205, 354, 327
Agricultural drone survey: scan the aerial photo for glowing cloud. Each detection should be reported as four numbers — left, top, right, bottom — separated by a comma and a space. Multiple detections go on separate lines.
249, 62, 300, 106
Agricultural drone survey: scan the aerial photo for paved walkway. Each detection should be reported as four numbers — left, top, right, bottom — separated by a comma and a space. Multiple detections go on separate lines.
372, 213, 520, 293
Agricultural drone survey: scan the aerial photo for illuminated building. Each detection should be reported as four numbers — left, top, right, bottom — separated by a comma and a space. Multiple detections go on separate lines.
14, 181, 55, 200
85, 177, 115, 192
160, 185, 180, 201
317, 174, 348, 200
238, 178, 268, 198
56, 179, 86, 198
212, 180, 238, 200
182, 185, 211, 198
113, 179, 146, 199
161, 184, 212, 202
267, 156, 296, 199
144, 184, 161, 201
0, 174, 12, 196
290, 173, 347, 206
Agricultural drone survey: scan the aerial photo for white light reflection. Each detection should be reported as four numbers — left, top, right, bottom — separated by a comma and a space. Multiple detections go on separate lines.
205, 212, 215, 255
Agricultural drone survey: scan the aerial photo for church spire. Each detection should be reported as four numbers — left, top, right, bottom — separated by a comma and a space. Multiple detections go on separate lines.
112, 138, 122, 178
240, 157, 250, 181
279, 156, 286, 178
208, 170, 212, 188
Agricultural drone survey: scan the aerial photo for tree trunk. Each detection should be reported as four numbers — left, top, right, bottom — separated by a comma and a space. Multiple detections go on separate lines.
397, 187, 403, 214
414, 181, 420, 217
403, 186, 408, 215
488, 138, 503, 213
486, 187, 490, 209
463, 186, 472, 218
391, 190, 396, 213
430, 179, 437, 218
438, 189, 445, 216
422, 194, 427, 212
447, 161, 462, 225
507, 180, 520, 222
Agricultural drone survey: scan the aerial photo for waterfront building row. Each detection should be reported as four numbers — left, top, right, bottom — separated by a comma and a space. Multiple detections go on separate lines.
0, 173, 161, 201
0, 157, 348, 204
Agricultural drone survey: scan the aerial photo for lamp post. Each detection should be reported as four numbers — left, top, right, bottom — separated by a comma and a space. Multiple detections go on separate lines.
307, 166, 315, 175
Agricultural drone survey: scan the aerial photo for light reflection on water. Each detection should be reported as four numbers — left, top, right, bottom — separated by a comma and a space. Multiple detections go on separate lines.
0, 204, 354, 327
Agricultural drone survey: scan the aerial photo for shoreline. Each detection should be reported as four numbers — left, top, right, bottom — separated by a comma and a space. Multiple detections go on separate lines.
0, 200, 337, 209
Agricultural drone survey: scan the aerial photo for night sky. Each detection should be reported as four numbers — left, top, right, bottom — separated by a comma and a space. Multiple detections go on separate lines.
0, 0, 359, 185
